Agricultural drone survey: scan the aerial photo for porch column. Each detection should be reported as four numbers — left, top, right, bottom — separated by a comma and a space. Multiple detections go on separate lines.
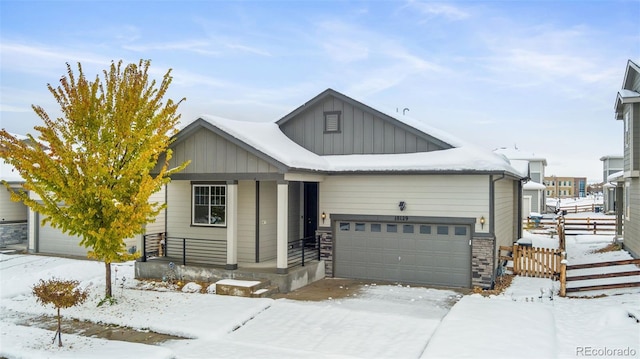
276, 181, 288, 274
225, 181, 238, 270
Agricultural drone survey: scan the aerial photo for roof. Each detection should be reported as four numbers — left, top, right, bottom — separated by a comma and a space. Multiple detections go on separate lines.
607, 171, 624, 182
494, 147, 548, 166
0, 159, 24, 184
615, 60, 640, 119
599, 155, 623, 161
194, 91, 525, 177
523, 181, 546, 191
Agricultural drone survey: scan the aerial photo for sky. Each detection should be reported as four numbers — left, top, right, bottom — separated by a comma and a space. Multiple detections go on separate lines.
1, 0, 639, 183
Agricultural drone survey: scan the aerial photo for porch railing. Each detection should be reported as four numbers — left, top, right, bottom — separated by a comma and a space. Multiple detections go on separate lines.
143, 233, 320, 269
142, 233, 226, 266
287, 235, 320, 268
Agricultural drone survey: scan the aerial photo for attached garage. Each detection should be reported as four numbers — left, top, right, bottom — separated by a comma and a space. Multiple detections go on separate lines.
37, 216, 89, 257
334, 219, 472, 288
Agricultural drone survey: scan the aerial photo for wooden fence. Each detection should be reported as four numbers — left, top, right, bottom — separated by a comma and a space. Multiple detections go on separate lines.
559, 258, 640, 296
523, 216, 616, 236
500, 244, 562, 279
545, 203, 603, 214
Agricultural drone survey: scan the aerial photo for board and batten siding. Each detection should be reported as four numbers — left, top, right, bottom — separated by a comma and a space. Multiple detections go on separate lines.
320, 175, 490, 233
168, 127, 280, 175
279, 95, 447, 156
493, 178, 517, 252
0, 189, 27, 222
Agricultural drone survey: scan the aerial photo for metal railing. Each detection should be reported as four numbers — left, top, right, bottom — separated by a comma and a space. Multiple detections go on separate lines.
143, 233, 319, 269
142, 233, 227, 266
287, 235, 320, 268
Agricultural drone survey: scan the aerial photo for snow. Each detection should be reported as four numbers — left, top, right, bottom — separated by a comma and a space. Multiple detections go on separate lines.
1, 233, 639, 358
524, 180, 546, 190
216, 279, 261, 287
0, 159, 23, 183
196, 115, 523, 176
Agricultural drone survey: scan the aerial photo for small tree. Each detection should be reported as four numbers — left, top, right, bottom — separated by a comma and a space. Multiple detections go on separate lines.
32, 278, 89, 347
0, 59, 189, 300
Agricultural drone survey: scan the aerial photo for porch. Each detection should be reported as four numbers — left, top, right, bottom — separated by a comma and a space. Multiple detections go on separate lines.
135, 233, 325, 293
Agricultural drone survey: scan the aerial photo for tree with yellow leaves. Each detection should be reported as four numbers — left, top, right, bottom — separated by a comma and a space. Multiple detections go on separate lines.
0, 59, 189, 300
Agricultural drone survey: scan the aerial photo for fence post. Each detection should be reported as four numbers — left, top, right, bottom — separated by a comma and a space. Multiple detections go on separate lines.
559, 252, 567, 297
593, 221, 597, 234
142, 235, 147, 262
513, 243, 519, 275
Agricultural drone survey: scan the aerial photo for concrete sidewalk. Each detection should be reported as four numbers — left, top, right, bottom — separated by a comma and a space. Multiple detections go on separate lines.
421, 295, 556, 359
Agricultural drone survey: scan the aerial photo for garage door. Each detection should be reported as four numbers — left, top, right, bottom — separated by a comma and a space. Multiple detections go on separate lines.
38, 219, 89, 257
334, 221, 471, 287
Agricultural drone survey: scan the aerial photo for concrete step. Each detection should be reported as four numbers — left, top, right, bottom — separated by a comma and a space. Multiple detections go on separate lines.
215, 278, 274, 298
250, 284, 280, 298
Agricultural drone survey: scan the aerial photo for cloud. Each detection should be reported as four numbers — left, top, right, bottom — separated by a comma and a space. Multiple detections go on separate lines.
404, 0, 470, 21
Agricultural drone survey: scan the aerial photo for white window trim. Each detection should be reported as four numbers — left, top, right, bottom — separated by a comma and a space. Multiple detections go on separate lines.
192, 184, 227, 227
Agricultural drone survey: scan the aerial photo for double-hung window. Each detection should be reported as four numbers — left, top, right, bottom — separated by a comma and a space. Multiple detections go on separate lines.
192, 184, 226, 226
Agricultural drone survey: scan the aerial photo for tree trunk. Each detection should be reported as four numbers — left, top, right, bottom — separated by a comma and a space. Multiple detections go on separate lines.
105, 261, 112, 298
57, 307, 62, 347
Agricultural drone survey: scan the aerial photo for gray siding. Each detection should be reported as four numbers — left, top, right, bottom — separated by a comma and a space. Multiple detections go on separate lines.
494, 178, 517, 255
624, 178, 640, 257
0, 188, 27, 222
169, 128, 279, 175
258, 181, 277, 261
279, 95, 447, 156
237, 180, 256, 262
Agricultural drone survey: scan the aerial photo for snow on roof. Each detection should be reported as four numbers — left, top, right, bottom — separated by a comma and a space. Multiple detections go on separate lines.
523, 181, 546, 190
618, 89, 640, 99
607, 170, 624, 182
493, 147, 547, 164
0, 159, 24, 183
508, 159, 529, 177
198, 115, 523, 176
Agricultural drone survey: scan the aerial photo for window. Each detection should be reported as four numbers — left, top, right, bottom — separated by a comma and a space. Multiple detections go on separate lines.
437, 226, 449, 235
192, 184, 226, 226
403, 224, 414, 234
371, 223, 382, 232
454, 226, 467, 236
324, 111, 341, 133
387, 224, 397, 233
340, 222, 351, 231
420, 225, 431, 234
355, 223, 366, 231
624, 112, 630, 148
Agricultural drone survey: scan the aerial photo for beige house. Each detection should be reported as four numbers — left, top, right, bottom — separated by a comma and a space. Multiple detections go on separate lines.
139, 89, 525, 290
614, 60, 640, 258
494, 147, 547, 216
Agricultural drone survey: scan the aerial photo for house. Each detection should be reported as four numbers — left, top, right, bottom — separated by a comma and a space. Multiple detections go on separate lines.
494, 147, 548, 216
600, 155, 623, 214
1, 134, 163, 257
0, 159, 28, 247
138, 89, 525, 291
614, 59, 640, 258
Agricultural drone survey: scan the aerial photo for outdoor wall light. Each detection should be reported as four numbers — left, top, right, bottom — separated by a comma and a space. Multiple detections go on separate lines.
480, 216, 486, 229
399, 201, 406, 211
321, 212, 326, 223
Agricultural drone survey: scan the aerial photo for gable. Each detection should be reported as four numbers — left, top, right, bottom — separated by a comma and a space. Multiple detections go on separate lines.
167, 122, 282, 176
277, 89, 454, 156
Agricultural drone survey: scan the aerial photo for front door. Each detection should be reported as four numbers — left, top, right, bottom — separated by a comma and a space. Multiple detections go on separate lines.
303, 182, 318, 239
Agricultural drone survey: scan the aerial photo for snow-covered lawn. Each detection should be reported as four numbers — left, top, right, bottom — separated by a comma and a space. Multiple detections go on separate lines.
1, 233, 639, 359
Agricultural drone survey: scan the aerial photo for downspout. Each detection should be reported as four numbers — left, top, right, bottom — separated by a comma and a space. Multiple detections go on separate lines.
489, 173, 506, 287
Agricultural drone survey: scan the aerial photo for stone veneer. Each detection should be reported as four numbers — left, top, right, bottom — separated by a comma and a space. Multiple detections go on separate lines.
471, 236, 495, 289
0, 222, 28, 247
317, 229, 333, 277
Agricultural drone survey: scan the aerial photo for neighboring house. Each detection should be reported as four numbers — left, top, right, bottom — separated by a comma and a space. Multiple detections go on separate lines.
544, 176, 587, 198
614, 59, 640, 258
600, 155, 623, 214
147, 88, 525, 290
494, 147, 547, 216
27, 188, 165, 257
0, 159, 28, 247
1, 134, 164, 257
